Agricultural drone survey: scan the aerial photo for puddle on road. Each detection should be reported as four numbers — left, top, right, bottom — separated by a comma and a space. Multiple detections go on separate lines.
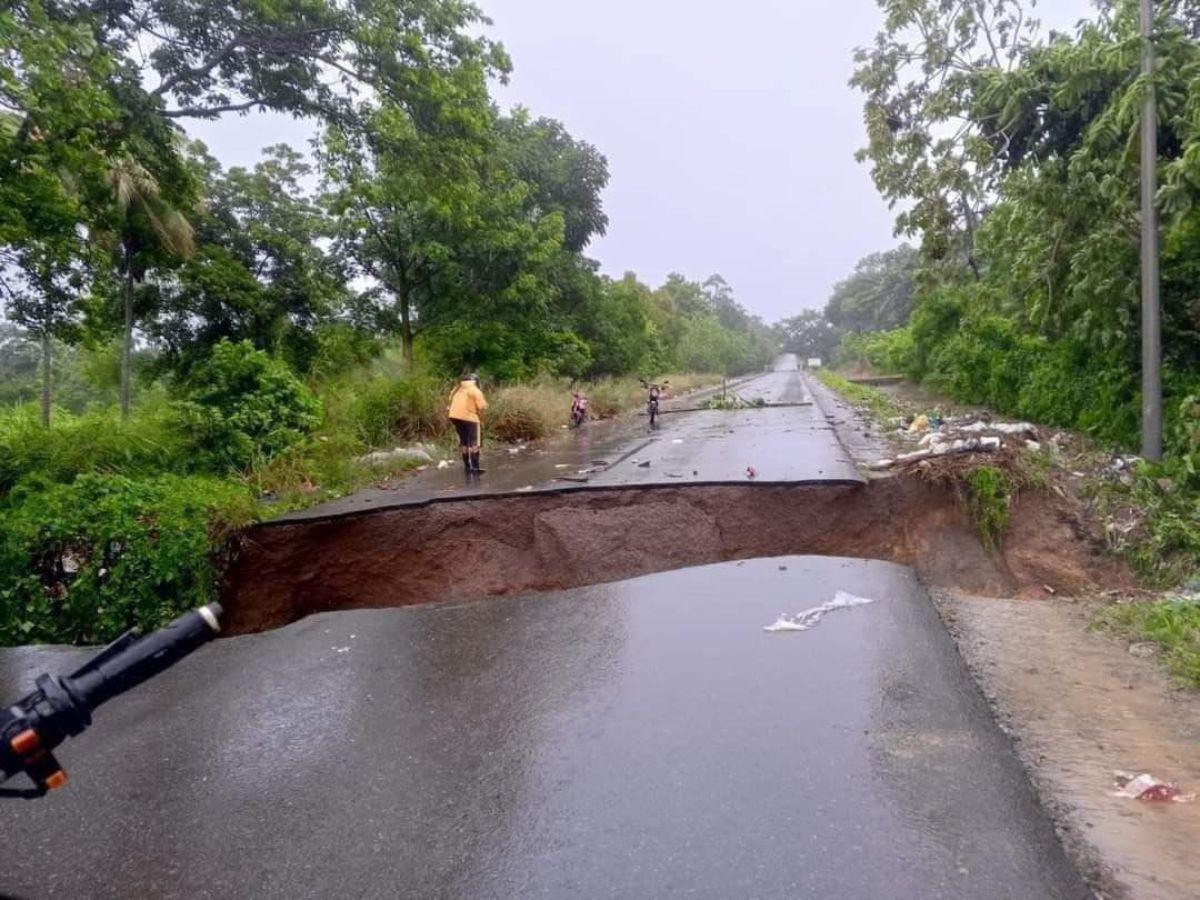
938, 593, 1200, 899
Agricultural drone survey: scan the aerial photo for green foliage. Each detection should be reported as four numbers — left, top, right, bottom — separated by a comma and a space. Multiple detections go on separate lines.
965, 466, 1013, 549
837, 328, 914, 373
0, 474, 255, 645
815, 370, 900, 422
0, 403, 187, 495
175, 341, 321, 471
825, 245, 918, 332
1098, 599, 1200, 689
778, 310, 841, 362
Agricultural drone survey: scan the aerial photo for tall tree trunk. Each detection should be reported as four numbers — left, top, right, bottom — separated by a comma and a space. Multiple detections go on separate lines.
40, 330, 51, 428
399, 292, 413, 369
120, 254, 133, 420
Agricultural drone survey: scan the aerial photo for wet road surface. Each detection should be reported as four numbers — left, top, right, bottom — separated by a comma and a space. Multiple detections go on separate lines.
0, 557, 1085, 899
284, 362, 859, 522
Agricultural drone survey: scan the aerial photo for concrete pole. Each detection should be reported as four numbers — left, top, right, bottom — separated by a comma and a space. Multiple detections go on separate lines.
1141, 0, 1163, 461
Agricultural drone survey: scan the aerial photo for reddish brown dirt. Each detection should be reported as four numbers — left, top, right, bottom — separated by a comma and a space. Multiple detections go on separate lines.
223, 479, 1134, 635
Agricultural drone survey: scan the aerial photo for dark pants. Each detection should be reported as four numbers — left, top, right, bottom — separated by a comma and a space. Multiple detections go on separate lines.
451, 418, 479, 448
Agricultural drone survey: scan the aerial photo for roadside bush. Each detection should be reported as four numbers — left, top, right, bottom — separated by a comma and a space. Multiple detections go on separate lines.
486, 384, 560, 442
324, 370, 448, 448
0, 474, 256, 645
0, 403, 189, 495
176, 340, 322, 471
837, 328, 914, 373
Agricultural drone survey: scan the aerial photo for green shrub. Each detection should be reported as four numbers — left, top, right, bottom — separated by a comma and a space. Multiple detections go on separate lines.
324, 370, 448, 448
837, 328, 914, 373
966, 466, 1013, 548
176, 340, 322, 471
0, 403, 189, 495
0, 474, 256, 645
486, 385, 559, 442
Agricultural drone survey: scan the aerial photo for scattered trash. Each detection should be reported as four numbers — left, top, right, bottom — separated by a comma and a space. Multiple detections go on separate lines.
672, 439, 684, 444
555, 464, 569, 469
637, 460, 652, 468
1111, 771, 1195, 802
356, 444, 434, 466
1128, 641, 1160, 659
959, 421, 1036, 436
870, 435, 1002, 469
746, 465, 758, 480
764, 591, 877, 633
515, 485, 534, 492
507, 447, 521, 455
1025, 440, 1041, 452
667, 472, 684, 478
1042, 584, 1057, 595
908, 414, 930, 434
437, 460, 451, 470
332, 647, 351, 654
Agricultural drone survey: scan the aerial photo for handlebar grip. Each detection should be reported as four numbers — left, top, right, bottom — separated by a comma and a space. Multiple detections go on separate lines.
66, 603, 222, 711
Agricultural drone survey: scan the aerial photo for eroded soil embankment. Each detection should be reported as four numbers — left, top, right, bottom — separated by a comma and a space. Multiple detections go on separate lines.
224, 478, 1130, 635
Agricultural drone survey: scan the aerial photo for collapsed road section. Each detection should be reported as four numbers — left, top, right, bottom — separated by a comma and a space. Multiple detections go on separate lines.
224, 477, 1128, 634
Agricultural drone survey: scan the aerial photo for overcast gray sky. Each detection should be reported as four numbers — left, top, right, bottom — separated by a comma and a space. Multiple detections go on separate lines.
189, 0, 1097, 323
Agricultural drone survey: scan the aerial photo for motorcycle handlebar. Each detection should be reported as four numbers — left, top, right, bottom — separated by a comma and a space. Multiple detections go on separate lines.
0, 603, 223, 796
67, 603, 221, 710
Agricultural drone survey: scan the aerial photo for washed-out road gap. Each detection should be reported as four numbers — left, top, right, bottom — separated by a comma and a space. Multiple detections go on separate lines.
0, 357, 1088, 898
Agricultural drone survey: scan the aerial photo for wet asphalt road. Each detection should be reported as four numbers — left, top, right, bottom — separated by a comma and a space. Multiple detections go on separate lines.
283, 361, 859, 522
0, 557, 1085, 899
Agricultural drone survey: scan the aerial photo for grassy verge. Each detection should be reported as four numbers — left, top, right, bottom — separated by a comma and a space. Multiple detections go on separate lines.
815, 369, 902, 422
1096, 598, 1200, 689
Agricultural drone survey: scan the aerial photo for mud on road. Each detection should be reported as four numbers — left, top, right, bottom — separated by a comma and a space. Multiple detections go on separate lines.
225, 476, 1129, 635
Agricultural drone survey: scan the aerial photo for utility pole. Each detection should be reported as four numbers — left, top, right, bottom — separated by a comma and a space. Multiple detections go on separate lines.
1141, 0, 1162, 461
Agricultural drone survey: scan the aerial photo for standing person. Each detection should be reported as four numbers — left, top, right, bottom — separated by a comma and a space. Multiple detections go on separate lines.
448, 372, 488, 475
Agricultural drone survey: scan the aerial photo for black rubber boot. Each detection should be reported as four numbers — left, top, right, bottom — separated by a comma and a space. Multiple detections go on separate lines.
470, 451, 484, 473
462, 453, 472, 474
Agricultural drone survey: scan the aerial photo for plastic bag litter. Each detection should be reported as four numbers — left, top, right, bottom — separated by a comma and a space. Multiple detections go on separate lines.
1111, 771, 1195, 802
908, 414, 930, 434
764, 590, 877, 633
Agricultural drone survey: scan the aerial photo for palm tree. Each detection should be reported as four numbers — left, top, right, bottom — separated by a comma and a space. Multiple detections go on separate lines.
106, 156, 194, 418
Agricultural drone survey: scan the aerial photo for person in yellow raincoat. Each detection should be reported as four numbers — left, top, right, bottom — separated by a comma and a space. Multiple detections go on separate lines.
448, 372, 488, 475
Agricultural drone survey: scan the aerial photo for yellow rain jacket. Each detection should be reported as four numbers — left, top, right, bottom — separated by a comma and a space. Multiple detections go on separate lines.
448, 380, 488, 424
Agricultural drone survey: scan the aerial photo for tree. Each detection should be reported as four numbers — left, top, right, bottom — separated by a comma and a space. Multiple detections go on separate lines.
40, 0, 509, 124
0, 0, 116, 423
1, 247, 88, 426
496, 109, 609, 252
852, 0, 1041, 270
824, 245, 918, 332
104, 154, 196, 417
149, 144, 350, 372
777, 311, 841, 362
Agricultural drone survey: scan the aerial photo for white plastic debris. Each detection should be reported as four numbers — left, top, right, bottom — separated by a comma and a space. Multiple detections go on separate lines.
356, 444, 435, 466
958, 421, 1036, 436
437, 460, 451, 470
764, 590, 878, 633
1111, 771, 1195, 802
